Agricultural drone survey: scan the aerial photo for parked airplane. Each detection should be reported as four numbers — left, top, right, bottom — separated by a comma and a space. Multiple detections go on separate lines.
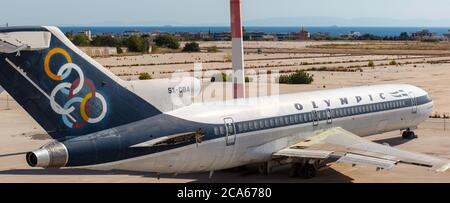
0, 26, 448, 179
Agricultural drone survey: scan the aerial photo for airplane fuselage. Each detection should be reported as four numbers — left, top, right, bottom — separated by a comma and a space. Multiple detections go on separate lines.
74, 84, 433, 173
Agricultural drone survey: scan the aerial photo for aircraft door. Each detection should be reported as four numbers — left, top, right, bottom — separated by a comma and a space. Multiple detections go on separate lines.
224, 117, 237, 146
326, 109, 333, 125
409, 92, 418, 114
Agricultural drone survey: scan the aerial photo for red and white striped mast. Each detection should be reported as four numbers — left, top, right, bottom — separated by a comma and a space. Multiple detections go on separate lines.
230, 0, 245, 99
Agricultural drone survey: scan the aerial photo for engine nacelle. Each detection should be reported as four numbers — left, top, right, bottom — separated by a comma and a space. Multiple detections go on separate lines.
26, 141, 68, 168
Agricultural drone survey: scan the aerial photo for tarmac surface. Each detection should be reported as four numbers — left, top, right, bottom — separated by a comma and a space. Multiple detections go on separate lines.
0, 93, 449, 183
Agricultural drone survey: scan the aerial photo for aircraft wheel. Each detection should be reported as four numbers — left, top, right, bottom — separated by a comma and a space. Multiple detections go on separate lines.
402, 130, 417, 139
299, 163, 317, 179
289, 163, 301, 177
258, 162, 269, 175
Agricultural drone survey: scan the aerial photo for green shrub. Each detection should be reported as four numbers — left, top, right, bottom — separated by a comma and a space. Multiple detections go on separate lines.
211, 73, 252, 83
124, 36, 145, 52
116, 47, 123, 54
91, 36, 120, 47
72, 34, 90, 46
138, 72, 153, 80
182, 42, 201, 52
389, 60, 397, 66
211, 73, 228, 82
279, 70, 314, 84
368, 61, 375, 67
154, 34, 180, 49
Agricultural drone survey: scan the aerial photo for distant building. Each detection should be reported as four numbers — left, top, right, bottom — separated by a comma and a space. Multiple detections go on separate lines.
244, 32, 266, 41
411, 29, 434, 40
289, 27, 311, 40
274, 33, 290, 41
212, 32, 231, 41
78, 30, 92, 41
311, 32, 331, 40
444, 30, 450, 41
412, 29, 448, 41
123, 30, 142, 37
341, 31, 362, 39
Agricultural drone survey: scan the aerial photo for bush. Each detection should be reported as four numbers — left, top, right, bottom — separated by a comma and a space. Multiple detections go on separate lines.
182, 42, 201, 52
207, 46, 219, 53
154, 34, 180, 49
116, 47, 123, 54
124, 36, 146, 52
91, 36, 119, 47
368, 61, 375, 67
210, 73, 252, 83
211, 73, 228, 82
389, 60, 397, 66
72, 34, 90, 46
279, 70, 314, 84
138, 72, 153, 80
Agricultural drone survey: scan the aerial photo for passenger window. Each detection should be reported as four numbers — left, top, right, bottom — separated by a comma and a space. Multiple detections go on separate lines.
238, 123, 243, 132
270, 119, 275, 127
280, 118, 285, 125
294, 115, 299, 123
214, 127, 220, 136
254, 122, 259, 129
290, 116, 295, 124
243, 122, 249, 131
259, 121, 264, 128
248, 122, 254, 130
264, 120, 270, 128
219, 126, 225, 135
299, 114, 303, 122
275, 118, 280, 126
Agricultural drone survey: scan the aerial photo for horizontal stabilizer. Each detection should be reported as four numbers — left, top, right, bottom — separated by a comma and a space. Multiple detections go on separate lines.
0, 31, 51, 53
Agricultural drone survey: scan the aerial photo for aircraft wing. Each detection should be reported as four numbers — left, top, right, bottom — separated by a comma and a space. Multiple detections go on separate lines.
274, 127, 450, 172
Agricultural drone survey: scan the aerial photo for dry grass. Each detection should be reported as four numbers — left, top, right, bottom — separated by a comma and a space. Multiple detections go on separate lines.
310, 41, 450, 51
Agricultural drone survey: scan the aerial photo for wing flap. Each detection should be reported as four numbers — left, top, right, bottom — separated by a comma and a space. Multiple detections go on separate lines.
274, 148, 333, 159
337, 153, 397, 170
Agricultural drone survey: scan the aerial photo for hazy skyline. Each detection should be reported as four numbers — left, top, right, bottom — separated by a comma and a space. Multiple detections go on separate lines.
2, 0, 450, 26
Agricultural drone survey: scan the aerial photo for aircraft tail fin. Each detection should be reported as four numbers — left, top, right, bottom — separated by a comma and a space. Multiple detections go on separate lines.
0, 26, 162, 140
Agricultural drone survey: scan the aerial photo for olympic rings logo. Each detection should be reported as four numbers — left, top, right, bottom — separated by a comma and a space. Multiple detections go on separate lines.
44, 48, 108, 129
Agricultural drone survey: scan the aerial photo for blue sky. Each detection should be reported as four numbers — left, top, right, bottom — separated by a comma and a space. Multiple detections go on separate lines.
2, 0, 450, 26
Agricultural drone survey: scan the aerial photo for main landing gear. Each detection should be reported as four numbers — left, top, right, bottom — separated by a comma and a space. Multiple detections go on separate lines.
289, 161, 318, 179
402, 128, 418, 140
257, 159, 321, 179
